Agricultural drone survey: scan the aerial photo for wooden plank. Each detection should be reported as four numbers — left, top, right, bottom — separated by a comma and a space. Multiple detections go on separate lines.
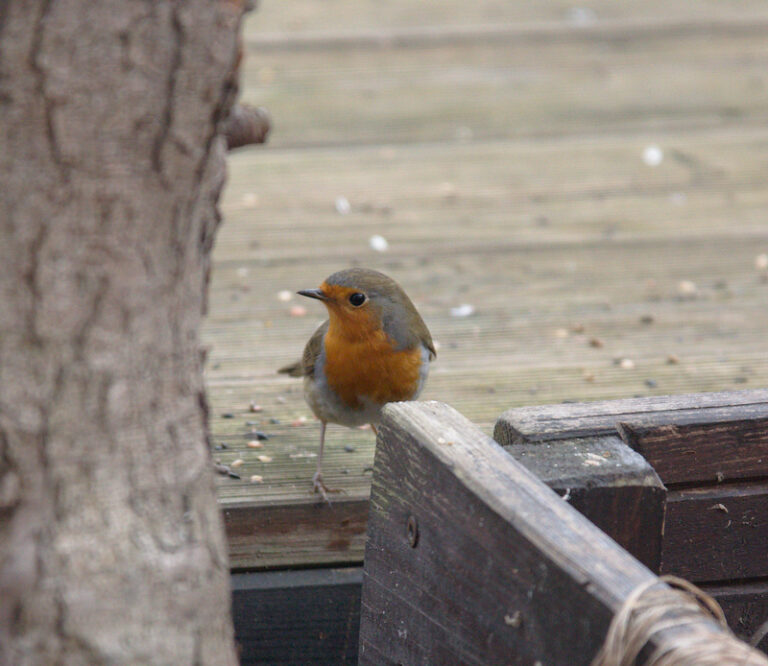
242, 15, 768, 148
232, 568, 361, 665
495, 389, 768, 444
661, 483, 768, 582
618, 409, 768, 485
246, 17, 768, 52
220, 130, 768, 260
358, 401, 759, 665
247, 1, 768, 36
707, 581, 768, 651
503, 435, 665, 571
223, 498, 368, 570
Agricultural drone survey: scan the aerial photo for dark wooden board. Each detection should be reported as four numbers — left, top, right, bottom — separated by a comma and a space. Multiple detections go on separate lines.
661, 483, 768, 582
503, 434, 665, 571
232, 568, 361, 665
706, 580, 768, 652
223, 498, 368, 570
618, 413, 768, 485
358, 401, 756, 665
494, 389, 768, 445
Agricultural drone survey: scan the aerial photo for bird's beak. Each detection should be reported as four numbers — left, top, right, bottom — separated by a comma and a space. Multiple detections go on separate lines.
297, 288, 329, 301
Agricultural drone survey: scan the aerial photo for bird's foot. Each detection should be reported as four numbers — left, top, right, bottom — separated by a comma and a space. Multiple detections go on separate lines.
312, 471, 342, 503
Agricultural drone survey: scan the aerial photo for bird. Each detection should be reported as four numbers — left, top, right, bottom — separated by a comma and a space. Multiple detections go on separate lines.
279, 268, 436, 498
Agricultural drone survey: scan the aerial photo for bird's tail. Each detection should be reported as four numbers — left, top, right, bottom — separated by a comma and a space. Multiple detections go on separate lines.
277, 360, 304, 377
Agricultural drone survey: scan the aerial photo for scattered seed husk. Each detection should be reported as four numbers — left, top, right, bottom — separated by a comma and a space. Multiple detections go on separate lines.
335, 196, 351, 215
450, 304, 475, 318
677, 280, 698, 297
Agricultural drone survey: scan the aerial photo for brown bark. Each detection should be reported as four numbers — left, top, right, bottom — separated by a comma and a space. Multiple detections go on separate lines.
223, 104, 271, 150
0, 2, 245, 664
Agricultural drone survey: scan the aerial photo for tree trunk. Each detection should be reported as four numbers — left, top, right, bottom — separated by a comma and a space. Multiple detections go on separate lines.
0, 2, 245, 663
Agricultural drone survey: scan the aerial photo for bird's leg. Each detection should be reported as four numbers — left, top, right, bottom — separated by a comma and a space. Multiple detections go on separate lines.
312, 421, 328, 498
312, 421, 341, 501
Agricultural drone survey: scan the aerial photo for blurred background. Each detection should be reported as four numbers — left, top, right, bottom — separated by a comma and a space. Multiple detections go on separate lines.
205, 1, 768, 504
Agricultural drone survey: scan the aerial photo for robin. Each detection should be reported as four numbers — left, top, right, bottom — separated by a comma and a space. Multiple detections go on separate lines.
279, 268, 436, 498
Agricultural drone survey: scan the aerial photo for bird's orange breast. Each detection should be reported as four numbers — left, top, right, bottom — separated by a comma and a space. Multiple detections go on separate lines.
322, 327, 424, 409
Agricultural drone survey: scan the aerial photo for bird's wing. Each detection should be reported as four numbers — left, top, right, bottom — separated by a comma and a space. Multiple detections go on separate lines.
409, 310, 436, 360
278, 320, 328, 378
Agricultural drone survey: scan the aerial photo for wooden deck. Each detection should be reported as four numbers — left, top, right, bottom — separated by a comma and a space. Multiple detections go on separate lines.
206, 1, 768, 569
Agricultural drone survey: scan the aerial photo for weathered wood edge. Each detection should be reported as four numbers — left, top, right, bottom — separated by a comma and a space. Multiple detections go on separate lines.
616, 414, 768, 484
494, 389, 768, 445
378, 401, 653, 607
504, 434, 666, 571
360, 401, 753, 664
501, 434, 660, 488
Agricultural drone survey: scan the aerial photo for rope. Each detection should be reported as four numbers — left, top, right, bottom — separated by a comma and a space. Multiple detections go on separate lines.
591, 575, 768, 666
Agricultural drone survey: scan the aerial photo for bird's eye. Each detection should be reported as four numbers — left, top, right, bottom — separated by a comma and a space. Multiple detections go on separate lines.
348, 292, 366, 307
